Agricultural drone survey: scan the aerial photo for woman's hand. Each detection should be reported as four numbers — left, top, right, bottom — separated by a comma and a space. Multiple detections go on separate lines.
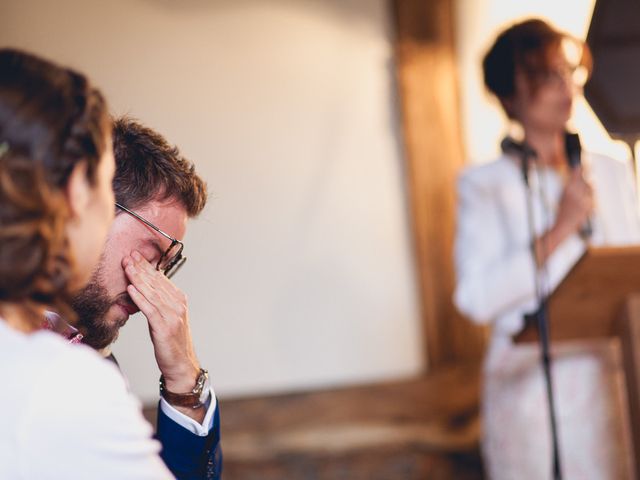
554, 167, 594, 235
534, 167, 593, 265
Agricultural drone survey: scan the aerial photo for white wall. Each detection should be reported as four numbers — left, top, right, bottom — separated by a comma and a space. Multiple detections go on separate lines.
455, 0, 631, 165
0, 0, 423, 400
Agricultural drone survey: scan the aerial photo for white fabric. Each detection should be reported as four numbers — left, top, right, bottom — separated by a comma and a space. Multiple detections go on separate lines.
160, 387, 216, 436
0, 320, 173, 480
454, 152, 640, 479
44, 308, 217, 436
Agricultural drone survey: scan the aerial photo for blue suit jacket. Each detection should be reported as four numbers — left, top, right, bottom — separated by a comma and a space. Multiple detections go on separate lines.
156, 400, 222, 480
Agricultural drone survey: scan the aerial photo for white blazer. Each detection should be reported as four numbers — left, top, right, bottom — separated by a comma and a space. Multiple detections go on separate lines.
454, 152, 640, 340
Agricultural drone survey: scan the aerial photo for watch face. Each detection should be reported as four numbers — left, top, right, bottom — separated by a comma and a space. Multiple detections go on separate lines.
198, 372, 211, 404
194, 369, 208, 392
159, 369, 210, 408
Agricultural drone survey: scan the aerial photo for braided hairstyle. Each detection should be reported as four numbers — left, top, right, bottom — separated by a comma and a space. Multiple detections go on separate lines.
0, 49, 111, 326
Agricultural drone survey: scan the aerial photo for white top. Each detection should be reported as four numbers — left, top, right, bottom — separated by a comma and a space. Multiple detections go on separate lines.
454, 152, 640, 345
44, 310, 217, 436
0, 320, 173, 480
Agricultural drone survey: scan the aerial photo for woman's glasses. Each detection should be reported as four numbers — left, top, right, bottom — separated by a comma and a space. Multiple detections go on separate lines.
536, 64, 589, 88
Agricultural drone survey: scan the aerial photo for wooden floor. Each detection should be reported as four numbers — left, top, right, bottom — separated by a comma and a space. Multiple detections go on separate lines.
146, 363, 484, 479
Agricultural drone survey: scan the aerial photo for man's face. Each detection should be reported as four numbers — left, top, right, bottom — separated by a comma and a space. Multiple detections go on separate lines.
72, 197, 188, 349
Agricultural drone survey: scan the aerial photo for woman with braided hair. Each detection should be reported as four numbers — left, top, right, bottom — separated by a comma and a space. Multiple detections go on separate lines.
0, 49, 173, 479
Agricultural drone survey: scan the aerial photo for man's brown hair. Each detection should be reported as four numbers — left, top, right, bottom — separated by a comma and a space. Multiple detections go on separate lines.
112, 117, 207, 217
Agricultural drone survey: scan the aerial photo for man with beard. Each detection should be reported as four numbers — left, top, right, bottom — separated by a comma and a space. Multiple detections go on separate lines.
70, 117, 220, 480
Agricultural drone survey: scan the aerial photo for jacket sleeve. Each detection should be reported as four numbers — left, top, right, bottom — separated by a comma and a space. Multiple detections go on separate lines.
156, 400, 222, 480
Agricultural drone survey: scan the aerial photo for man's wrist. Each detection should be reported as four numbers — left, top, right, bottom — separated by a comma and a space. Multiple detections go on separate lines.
161, 365, 201, 393
159, 388, 214, 431
160, 368, 210, 409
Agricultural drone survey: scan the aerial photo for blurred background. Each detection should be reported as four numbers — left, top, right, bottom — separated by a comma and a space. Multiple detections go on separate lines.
2, 0, 630, 478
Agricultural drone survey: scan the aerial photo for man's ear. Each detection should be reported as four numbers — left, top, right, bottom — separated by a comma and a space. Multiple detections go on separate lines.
65, 161, 90, 218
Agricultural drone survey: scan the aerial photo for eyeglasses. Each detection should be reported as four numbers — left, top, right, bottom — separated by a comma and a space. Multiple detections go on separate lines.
115, 203, 186, 279
536, 64, 589, 88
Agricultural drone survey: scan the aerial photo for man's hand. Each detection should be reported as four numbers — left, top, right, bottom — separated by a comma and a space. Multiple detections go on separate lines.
123, 250, 206, 422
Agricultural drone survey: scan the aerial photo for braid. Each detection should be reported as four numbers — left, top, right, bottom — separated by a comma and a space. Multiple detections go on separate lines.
0, 149, 75, 324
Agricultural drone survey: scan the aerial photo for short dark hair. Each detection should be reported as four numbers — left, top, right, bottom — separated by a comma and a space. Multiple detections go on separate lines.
112, 117, 207, 217
482, 18, 592, 117
0, 48, 111, 323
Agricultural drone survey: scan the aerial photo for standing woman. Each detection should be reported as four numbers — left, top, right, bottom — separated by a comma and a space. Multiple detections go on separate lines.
454, 19, 640, 479
0, 49, 172, 479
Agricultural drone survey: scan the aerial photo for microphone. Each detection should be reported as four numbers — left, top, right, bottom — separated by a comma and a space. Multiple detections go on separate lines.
564, 132, 592, 238
564, 132, 582, 169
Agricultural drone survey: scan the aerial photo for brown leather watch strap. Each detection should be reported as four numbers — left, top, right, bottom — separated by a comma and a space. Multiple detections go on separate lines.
159, 368, 209, 409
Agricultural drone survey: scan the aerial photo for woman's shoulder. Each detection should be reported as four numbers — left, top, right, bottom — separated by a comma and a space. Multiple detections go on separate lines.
0, 323, 132, 417
585, 151, 630, 169
8, 327, 121, 382
0, 322, 108, 378
30, 331, 130, 405
9, 328, 167, 479
458, 155, 519, 189
585, 151, 634, 183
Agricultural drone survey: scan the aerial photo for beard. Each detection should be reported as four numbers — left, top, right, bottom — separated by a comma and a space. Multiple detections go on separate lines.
71, 266, 120, 350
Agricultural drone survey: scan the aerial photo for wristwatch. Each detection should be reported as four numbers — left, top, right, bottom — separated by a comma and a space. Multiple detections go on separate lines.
159, 368, 210, 409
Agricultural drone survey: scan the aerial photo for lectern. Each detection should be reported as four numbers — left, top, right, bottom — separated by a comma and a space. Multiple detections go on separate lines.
516, 246, 640, 478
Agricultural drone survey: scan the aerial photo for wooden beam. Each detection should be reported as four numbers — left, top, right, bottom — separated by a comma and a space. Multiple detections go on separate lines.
617, 295, 640, 478
392, 0, 488, 367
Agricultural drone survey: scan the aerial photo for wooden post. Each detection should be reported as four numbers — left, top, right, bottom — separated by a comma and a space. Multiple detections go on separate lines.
392, 0, 488, 368
617, 295, 640, 478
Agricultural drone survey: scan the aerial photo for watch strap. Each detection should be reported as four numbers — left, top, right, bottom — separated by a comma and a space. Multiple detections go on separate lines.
159, 368, 209, 409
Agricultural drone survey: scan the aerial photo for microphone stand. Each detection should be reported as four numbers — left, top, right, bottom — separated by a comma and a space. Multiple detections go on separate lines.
517, 144, 563, 480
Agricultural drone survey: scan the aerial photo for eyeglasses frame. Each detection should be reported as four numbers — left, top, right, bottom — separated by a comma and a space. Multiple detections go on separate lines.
115, 202, 186, 279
